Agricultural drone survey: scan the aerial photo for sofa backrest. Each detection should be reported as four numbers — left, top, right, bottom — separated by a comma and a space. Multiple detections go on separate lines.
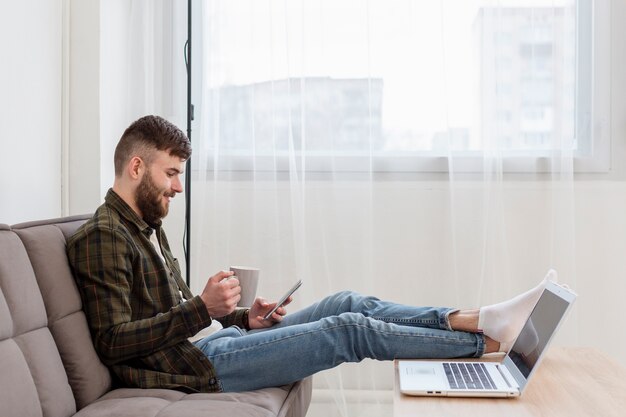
0, 215, 112, 417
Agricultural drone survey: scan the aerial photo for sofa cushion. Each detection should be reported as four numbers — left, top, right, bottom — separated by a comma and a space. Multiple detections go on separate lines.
50, 311, 112, 409
0, 339, 43, 417
0, 279, 12, 341
0, 230, 47, 334
14, 225, 82, 321
73, 378, 312, 417
0, 226, 77, 417
13, 217, 112, 410
14, 328, 77, 417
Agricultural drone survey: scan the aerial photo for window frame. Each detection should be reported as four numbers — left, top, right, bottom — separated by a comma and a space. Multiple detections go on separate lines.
196, 0, 611, 174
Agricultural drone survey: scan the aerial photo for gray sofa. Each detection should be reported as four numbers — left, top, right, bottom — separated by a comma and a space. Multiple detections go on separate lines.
0, 215, 312, 417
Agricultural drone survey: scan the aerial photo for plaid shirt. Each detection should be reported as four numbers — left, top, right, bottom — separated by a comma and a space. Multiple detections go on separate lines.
67, 189, 247, 393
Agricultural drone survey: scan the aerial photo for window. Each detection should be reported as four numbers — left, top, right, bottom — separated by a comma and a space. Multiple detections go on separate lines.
197, 0, 609, 173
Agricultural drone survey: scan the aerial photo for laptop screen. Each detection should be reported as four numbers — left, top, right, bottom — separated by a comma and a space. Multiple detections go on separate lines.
507, 285, 572, 379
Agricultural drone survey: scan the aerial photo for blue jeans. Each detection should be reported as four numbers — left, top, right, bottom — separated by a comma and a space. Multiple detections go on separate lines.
193, 291, 485, 392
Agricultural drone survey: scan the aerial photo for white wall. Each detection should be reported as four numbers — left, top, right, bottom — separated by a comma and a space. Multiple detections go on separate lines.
68, 0, 102, 215
0, 0, 104, 223
0, 0, 63, 224
100, 0, 131, 198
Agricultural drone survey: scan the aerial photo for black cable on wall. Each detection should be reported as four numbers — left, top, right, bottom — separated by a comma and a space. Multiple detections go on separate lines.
184, 0, 192, 287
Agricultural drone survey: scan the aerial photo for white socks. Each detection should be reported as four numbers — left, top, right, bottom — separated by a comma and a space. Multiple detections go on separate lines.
478, 269, 557, 350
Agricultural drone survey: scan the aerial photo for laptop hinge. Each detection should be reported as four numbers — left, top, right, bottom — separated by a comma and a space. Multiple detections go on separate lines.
495, 364, 513, 388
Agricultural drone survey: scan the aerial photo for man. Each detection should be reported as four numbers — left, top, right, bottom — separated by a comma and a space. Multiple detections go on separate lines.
68, 115, 554, 393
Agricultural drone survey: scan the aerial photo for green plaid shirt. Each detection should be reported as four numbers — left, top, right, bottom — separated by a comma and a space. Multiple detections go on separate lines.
67, 189, 247, 393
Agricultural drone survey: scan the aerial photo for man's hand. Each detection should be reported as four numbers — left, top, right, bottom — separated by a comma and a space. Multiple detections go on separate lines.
200, 270, 241, 317
247, 296, 293, 329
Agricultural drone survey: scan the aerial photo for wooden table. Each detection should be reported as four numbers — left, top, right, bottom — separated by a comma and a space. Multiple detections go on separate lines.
393, 347, 626, 417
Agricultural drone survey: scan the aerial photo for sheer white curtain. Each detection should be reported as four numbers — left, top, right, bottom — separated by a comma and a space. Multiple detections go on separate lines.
101, 0, 187, 145
192, 1, 580, 415
100, 0, 189, 239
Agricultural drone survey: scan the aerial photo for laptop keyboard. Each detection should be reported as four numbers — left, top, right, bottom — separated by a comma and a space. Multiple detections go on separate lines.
443, 362, 497, 390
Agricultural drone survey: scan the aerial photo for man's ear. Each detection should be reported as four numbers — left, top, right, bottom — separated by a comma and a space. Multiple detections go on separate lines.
128, 156, 144, 180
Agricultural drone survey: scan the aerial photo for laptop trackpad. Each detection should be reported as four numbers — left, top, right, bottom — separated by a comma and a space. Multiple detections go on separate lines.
399, 362, 447, 391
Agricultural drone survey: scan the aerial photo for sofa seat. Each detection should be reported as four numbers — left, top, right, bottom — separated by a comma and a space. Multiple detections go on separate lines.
76, 384, 307, 417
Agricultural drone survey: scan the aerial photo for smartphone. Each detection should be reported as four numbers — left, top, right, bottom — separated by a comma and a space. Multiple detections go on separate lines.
263, 279, 303, 320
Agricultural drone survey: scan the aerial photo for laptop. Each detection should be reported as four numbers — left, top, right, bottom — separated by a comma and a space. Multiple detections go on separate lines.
398, 279, 577, 397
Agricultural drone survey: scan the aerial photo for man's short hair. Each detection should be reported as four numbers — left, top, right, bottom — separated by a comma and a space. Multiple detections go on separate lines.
114, 115, 192, 176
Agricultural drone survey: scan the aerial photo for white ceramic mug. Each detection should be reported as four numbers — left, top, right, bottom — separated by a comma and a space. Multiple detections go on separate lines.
229, 266, 260, 307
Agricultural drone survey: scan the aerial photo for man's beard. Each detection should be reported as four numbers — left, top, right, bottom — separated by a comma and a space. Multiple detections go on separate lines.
135, 169, 173, 225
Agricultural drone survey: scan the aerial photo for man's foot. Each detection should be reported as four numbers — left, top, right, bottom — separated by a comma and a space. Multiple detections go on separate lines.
478, 269, 557, 344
